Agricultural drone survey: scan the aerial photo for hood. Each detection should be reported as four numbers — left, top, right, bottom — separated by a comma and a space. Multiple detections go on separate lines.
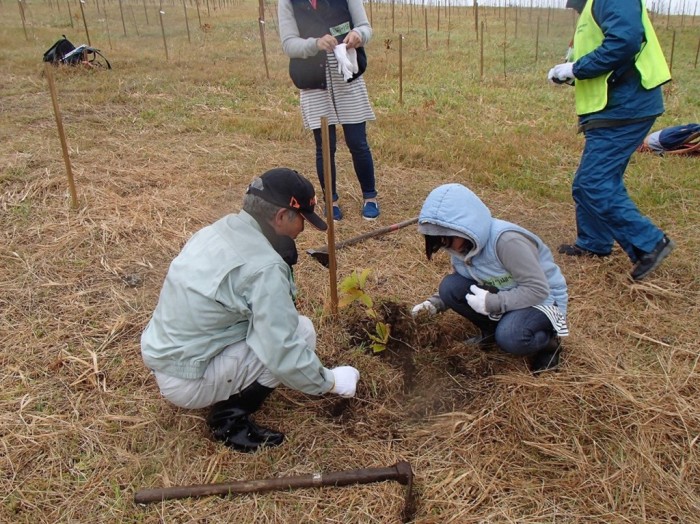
417, 184, 492, 260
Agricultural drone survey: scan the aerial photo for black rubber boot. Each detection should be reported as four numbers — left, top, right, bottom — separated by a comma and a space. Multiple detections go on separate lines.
529, 337, 562, 375
206, 382, 284, 453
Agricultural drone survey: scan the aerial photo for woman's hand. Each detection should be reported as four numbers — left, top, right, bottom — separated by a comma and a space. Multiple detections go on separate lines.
316, 34, 337, 52
343, 29, 362, 49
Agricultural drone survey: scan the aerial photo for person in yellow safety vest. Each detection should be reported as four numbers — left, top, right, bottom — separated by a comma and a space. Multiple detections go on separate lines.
547, 0, 674, 281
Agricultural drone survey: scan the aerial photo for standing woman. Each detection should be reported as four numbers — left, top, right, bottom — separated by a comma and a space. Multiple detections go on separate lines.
279, 0, 379, 221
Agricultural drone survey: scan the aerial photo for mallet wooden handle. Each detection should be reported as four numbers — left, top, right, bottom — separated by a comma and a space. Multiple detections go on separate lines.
134, 461, 413, 504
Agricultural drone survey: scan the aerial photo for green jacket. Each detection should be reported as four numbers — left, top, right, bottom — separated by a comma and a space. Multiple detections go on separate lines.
573, 0, 670, 115
141, 211, 334, 395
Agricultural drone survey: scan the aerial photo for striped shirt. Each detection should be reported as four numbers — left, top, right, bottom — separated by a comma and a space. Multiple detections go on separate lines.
299, 51, 375, 130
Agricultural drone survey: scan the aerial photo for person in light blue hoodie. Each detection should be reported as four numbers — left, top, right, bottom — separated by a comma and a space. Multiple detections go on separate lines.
411, 184, 569, 374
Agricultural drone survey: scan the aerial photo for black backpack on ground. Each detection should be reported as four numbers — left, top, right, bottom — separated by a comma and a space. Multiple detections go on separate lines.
43, 35, 112, 69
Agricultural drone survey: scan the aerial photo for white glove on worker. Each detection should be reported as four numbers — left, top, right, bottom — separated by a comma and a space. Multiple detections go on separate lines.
333, 43, 359, 81
466, 285, 490, 315
330, 366, 360, 398
548, 62, 575, 85
411, 300, 437, 318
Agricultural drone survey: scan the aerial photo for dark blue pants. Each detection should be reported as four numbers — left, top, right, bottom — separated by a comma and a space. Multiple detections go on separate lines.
313, 122, 377, 202
439, 273, 556, 356
573, 119, 664, 261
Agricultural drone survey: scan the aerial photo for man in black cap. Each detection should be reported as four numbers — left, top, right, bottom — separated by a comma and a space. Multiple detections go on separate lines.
141, 168, 360, 452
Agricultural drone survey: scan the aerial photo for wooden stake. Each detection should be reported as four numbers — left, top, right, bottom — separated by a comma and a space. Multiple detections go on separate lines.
195, 0, 202, 28
258, 0, 269, 79
143, 0, 150, 25
159, 9, 169, 60
102, 0, 112, 49
183, 0, 191, 43
18, 0, 29, 41
79, 0, 91, 46
534, 16, 540, 63
424, 8, 428, 50
669, 29, 676, 73
399, 33, 403, 105
118, 0, 127, 36
67, 0, 74, 28
44, 63, 79, 210
479, 21, 484, 79
320, 117, 338, 315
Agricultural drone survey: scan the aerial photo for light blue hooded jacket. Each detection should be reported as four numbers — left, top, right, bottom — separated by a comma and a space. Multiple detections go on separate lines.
418, 184, 568, 315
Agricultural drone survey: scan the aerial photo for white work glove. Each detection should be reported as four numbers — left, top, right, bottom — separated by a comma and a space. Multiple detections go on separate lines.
333, 43, 358, 81
330, 366, 360, 398
466, 285, 490, 316
411, 300, 437, 318
548, 62, 575, 85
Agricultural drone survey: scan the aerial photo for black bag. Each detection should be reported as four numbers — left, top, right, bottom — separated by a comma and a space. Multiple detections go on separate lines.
43, 36, 112, 69
43, 35, 76, 64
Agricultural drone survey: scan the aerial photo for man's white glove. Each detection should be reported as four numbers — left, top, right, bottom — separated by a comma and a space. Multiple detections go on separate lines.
330, 366, 360, 398
466, 285, 490, 315
548, 62, 575, 85
411, 300, 437, 318
333, 43, 358, 81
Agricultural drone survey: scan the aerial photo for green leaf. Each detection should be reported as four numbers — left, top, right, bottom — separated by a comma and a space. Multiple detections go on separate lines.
371, 342, 386, 353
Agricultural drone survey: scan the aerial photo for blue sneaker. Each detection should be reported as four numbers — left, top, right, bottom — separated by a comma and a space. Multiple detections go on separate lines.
332, 205, 343, 221
362, 201, 380, 220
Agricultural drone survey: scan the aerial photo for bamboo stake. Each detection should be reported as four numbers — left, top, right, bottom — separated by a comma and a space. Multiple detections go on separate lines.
79, 0, 91, 46
399, 33, 403, 105
159, 9, 169, 60
479, 20, 484, 79
424, 7, 428, 50
67, 0, 74, 28
534, 16, 540, 63
118, 0, 126, 36
129, 5, 140, 36
183, 0, 191, 43
18, 0, 29, 41
320, 116, 338, 315
44, 63, 79, 210
102, 0, 112, 49
258, 0, 269, 79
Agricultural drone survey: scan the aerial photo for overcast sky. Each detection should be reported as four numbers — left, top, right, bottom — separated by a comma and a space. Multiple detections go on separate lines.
412, 0, 700, 15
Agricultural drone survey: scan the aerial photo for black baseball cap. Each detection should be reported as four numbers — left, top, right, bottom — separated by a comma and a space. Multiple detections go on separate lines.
247, 168, 327, 231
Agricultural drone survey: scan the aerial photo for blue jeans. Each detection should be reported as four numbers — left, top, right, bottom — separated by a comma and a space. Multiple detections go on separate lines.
439, 273, 556, 356
573, 119, 663, 261
313, 122, 377, 202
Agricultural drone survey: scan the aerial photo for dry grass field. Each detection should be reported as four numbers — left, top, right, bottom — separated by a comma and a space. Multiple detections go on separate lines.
1, 1, 699, 522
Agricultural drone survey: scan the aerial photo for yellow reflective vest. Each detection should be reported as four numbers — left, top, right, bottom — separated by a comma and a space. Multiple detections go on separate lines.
572, 0, 671, 115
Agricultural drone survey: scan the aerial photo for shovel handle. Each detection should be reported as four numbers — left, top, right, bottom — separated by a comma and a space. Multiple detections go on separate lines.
134, 461, 413, 504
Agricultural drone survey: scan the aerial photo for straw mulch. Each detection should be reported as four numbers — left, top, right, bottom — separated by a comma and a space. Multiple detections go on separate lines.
2, 6, 699, 523
3, 129, 698, 522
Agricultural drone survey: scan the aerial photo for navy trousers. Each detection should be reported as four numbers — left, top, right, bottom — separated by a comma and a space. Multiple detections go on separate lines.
573, 118, 664, 260
313, 122, 377, 202
439, 273, 556, 356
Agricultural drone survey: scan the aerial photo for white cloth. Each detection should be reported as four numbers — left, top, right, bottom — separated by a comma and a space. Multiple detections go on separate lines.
299, 52, 375, 130
333, 43, 359, 81
154, 316, 317, 409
